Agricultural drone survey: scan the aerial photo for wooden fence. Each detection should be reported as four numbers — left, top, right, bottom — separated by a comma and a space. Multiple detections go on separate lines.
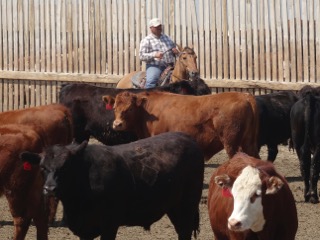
0, 0, 320, 111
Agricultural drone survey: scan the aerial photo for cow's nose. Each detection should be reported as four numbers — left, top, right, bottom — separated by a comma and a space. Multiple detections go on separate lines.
112, 120, 123, 130
43, 185, 56, 196
228, 218, 242, 231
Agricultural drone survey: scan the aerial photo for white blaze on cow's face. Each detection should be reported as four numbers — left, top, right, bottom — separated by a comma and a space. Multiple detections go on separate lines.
228, 166, 265, 232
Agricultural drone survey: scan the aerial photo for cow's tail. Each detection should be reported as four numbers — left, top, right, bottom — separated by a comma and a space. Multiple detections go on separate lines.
193, 207, 200, 238
245, 93, 260, 158
304, 93, 314, 150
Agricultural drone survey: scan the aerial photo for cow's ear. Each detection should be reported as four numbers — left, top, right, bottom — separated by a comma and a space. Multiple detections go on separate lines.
69, 140, 88, 155
102, 95, 115, 105
266, 176, 284, 195
214, 174, 231, 188
19, 152, 41, 165
136, 96, 147, 107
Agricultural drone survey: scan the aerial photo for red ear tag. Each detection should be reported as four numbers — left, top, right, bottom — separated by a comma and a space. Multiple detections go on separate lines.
105, 104, 113, 110
23, 162, 32, 171
222, 188, 233, 198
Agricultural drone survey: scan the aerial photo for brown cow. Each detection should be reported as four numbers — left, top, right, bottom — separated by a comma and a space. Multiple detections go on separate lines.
208, 152, 298, 240
0, 104, 73, 240
0, 104, 73, 146
103, 91, 260, 160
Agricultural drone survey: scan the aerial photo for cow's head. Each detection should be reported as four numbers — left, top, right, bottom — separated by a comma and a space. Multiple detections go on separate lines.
102, 92, 147, 131
215, 165, 284, 232
20, 141, 88, 198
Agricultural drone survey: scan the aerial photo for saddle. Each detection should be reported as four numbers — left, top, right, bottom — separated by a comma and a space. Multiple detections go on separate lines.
131, 66, 174, 88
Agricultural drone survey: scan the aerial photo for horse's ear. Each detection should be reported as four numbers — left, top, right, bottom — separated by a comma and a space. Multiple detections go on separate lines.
176, 44, 183, 52
189, 44, 194, 49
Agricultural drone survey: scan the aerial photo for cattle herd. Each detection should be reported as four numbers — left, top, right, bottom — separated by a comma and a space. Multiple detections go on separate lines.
0, 79, 320, 239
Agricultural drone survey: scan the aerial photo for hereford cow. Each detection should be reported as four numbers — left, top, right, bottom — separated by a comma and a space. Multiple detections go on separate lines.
20, 132, 204, 240
290, 85, 320, 203
208, 152, 298, 240
0, 104, 73, 239
58, 78, 210, 146
255, 91, 298, 161
103, 91, 260, 160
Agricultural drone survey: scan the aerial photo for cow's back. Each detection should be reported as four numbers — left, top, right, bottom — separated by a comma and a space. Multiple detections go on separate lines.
0, 104, 73, 146
134, 91, 260, 159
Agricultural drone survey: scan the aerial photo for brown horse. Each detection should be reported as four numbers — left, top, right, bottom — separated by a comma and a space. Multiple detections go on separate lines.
116, 45, 199, 88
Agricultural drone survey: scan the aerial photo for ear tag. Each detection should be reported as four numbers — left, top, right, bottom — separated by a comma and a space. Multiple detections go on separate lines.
106, 104, 113, 110
23, 162, 32, 171
222, 188, 233, 198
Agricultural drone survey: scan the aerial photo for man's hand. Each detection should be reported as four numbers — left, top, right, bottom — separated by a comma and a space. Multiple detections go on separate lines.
172, 48, 179, 54
154, 52, 164, 59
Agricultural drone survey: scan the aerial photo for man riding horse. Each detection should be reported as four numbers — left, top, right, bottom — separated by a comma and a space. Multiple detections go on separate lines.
116, 18, 199, 89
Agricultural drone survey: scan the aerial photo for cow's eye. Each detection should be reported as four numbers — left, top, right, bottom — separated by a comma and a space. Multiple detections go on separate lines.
250, 192, 261, 203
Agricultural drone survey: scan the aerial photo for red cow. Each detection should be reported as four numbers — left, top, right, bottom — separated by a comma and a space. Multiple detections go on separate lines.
0, 104, 73, 240
208, 153, 298, 240
103, 91, 260, 160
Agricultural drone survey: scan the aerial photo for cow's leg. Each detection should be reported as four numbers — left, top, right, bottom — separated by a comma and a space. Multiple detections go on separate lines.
167, 203, 199, 240
32, 209, 49, 240
309, 148, 320, 203
100, 224, 118, 240
297, 145, 311, 202
12, 217, 31, 240
266, 144, 278, 162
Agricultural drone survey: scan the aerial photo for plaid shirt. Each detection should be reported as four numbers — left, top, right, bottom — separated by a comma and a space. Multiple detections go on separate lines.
139, 33, 176, 66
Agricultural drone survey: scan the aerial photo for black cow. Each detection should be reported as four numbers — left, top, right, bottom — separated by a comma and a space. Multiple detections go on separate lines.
290, 85, 320, 203
59, 78, 210, 145
255, 91, 298, 161
20, 132, 204, 239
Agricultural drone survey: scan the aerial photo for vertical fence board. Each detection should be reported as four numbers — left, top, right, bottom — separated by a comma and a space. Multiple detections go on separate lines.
222, 0, 228, 79
234, 0, 241, 79
246, 0, 252, 80
123, 0, 129, 75
309, 0, 315, 82
295, 0, 303, 81
301, 0, 309, 82
13, 0, 18, 71
216, 0, 222, 79
7, 0, 12, 71
259, 0, 266, 80
282, 0, 290, 82
270, 0, 277, 81
264, 0, 271, 80
72, 0, 78, 73
316, 1, 320, 80
252, 0, 259, 80
29, 0, 34, 72
288, 0, 297, 81
118, 0, 123, 75
275, 0, 283, 81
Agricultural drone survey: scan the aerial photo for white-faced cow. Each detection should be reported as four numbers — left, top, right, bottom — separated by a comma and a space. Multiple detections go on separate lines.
290, 85, 320, 203
59, 79, 211, 146
208, 152, 298, 240
103, 91, 260, 160
20, 132, 204, 240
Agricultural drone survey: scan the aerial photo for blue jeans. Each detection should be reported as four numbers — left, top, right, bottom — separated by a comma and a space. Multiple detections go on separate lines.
145, 64, 166, 88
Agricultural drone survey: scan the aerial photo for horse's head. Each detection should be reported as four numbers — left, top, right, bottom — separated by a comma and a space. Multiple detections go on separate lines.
172, 45, 199, 82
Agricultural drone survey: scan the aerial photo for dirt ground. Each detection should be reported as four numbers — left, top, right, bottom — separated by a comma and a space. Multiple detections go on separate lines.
0, 144, 319, 240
